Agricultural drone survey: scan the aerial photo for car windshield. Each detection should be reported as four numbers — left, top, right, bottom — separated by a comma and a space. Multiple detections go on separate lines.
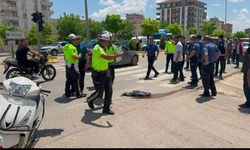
50, 42, 60, 46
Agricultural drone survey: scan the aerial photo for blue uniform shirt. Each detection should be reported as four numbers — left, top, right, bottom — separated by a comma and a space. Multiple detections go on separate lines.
197, 41, 204, 62
76, 42, 88, 61
145, 44, 159, 58
203, 42, 219, 63
192, 42, 200, 57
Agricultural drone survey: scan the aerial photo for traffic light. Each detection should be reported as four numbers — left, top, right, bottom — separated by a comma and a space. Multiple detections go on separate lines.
31, 12, 44, 32
31, 12, 39, 23
38, 13, 44, 32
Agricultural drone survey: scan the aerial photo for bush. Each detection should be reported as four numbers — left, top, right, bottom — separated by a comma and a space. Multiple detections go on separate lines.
0, 39, 5, 46
128, 39, 136, 50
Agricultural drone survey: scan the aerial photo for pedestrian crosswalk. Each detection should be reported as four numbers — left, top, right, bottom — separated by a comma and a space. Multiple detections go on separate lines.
52, 62, 193, 87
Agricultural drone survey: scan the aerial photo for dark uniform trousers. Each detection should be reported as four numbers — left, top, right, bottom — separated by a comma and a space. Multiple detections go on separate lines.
166, 53, 174, 73
173, 61, 184, 81
79, 59, 86, 93
201, 63, 217, 95
109, 64, 115, 83
190, 57, 198, 84
91, 70, 113, 112
65, 64, 81, 97
215, 56, 226, 77
146, 57, 159, 78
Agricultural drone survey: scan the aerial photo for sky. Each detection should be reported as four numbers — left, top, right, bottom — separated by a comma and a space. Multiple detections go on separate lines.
51, 0, 250, 33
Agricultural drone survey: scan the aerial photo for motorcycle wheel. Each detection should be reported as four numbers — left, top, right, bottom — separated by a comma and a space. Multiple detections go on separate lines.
41, 65, 56, 81
5, 68, 21, 79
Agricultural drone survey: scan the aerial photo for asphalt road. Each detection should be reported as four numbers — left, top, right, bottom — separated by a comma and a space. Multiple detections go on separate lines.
0, 54, 247, 148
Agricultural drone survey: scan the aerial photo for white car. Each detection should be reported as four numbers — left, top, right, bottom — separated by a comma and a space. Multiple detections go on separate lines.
243, 42, 249, 53
40, 41, 68, 56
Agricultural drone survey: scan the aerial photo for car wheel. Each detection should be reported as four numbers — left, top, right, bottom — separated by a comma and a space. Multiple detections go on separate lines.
131, 56, 138, 66
51, 50, 58, 56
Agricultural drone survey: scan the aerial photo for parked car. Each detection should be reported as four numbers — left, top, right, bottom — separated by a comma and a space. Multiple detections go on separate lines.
88, 44, 139, 68
243, 42, 249, 54
40, 41, 68, 56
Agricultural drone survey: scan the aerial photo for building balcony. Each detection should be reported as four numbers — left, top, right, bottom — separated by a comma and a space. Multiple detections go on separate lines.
1, 6, 17, 11
0, 15, 19, 21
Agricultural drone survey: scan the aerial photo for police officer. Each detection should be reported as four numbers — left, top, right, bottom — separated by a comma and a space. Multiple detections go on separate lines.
215, 35, 227, 80
165, 37, 176, 73
200, 35, 220, 97
143, 36, 160, 80
187, 35, 200, 87
86, 34, 123, 115
106, 39, 119, 83
64, 34, 82, 98
76, 37, 89, 96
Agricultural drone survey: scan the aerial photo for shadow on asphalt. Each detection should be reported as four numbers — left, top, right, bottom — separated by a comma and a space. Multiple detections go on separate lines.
238, 108, 250, 114
29, 129, 64, 148
54, 96, 79, 104
81, 108, 113, 128
196, 96, 214, 104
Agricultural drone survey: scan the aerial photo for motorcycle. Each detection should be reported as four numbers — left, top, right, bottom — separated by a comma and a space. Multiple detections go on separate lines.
0, 76, 51, 148
3, 54, 56, 81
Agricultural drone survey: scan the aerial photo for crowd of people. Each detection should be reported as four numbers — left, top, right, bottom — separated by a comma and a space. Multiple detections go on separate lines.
143, 34, 250, 107
14, 33, 250, 115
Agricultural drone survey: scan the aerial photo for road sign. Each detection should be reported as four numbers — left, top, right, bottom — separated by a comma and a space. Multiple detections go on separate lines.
6, 31, 25, 40
7, 40, 16, 46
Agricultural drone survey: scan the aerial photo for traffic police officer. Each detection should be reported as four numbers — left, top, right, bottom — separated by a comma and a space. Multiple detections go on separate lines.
86, 34, 123, 115
106, 40, 119, 83
64, 34, 82, 98
165, 38, 176, 73
200, 35, 220, 97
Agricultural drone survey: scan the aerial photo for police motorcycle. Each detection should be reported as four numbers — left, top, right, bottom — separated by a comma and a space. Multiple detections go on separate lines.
3, 53, 56, 81
0, 77, 51, 148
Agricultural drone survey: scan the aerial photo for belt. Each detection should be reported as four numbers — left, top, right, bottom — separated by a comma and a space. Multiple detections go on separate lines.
93, 70, 107, 73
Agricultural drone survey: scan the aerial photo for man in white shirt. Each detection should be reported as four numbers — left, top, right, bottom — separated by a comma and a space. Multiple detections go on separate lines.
171, 35, 184, 83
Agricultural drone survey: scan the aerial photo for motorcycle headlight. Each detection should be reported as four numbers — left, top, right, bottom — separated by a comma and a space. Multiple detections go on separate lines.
9, 81, 31, 97
17, 110, 31, 127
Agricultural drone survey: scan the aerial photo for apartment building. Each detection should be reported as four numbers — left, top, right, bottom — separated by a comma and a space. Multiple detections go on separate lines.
0, 0, 53, 31
225, 23, 233, 33
126, 14, 144, 36
156, 0, 207, 35
210, 17, 233, 33
210, 17, 224, 30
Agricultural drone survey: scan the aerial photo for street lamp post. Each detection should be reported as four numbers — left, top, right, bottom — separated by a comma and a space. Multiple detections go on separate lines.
84, 0, 90, 41
225, 0, 228, 28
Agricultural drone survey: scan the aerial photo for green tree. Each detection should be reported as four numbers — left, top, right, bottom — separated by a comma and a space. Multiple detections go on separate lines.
234, 31, 248, 38
57, 13, 84, 40
0, 24, 16, 39
167, 23, 183, 36
118, 20, 133, 41
41, 22, 56, 44
87, 20, 104, 40
140, 19, 160, 37
26, 24, 38, 45
212, 29, 225, 37
104, 14, 124, 41
160, 21, 169, 29
27, 23, 56, 45
200, 21, 216, 36
188, 28, 198, 35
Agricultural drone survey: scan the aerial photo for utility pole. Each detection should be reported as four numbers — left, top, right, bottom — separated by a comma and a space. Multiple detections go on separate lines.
84, 0, 90, 41
225, 0, 228, 29
35, 0, 41, 52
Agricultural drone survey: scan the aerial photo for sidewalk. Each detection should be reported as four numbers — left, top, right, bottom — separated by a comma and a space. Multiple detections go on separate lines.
35, 70, 249, 148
